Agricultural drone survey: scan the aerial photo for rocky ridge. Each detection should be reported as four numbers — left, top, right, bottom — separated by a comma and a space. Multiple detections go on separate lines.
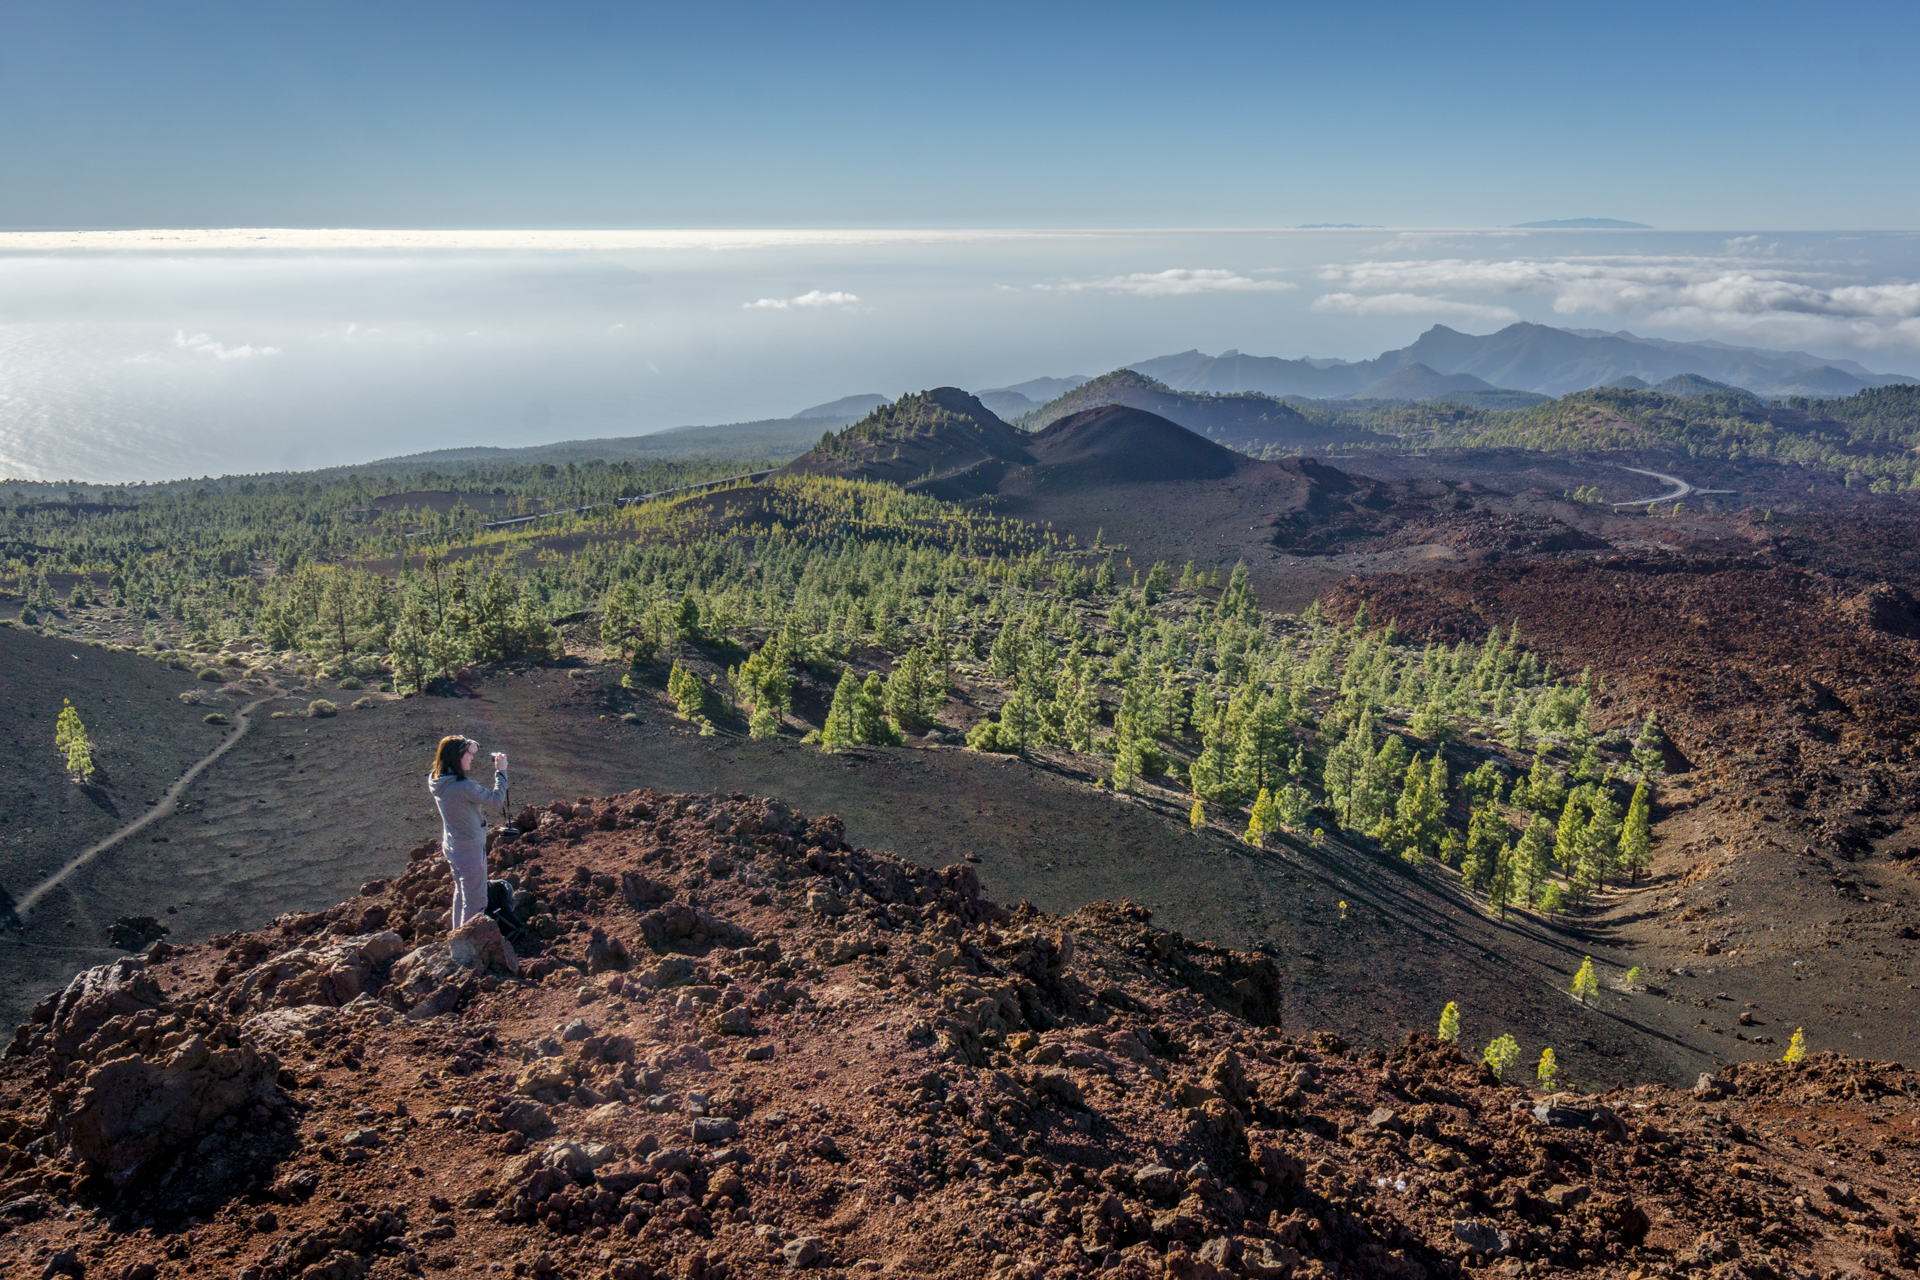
0, 788, 1915, 1280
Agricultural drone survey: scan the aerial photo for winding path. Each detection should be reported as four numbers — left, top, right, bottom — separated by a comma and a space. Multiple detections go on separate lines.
1606, 465, 1738, 508
15, 693, 278, 920
1607, 466, 1693, 507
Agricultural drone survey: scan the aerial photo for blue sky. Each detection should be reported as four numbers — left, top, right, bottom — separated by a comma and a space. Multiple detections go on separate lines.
6, 4, 1920, 481
5, 1, 1919, 230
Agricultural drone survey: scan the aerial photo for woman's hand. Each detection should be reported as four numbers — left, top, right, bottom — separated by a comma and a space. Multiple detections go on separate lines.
493, 752, 508, 772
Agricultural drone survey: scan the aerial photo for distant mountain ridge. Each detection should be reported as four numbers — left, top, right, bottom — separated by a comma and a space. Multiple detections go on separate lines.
1511, 218, 1651, 229
1128, 322, 1917, 400
1023, 369, 1395, 452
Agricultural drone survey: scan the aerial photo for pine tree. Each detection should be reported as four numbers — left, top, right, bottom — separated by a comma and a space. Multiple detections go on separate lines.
1535, 1047, 1559, 1089
1486, 843, 1516, 919
1461, 804, 1505, 893
1274, 780, 1312, 830
666, 662, 708, 720
1437, 1001, 1460, 1042
1142, 560, 1171, 604
1631, 712, 1666, 782
1461, 760, 1506, 810
1579, 787, 1623, 891
1554, 792, 1587, 876
1619, 780, 1652, 881
1189, 722, 1232, 803
1409, 697, 1449, 741
883, 645, 937, 731
1358, 733, 1408, 838
987, 621, 1022, 679
54, 699, 94, 782
1570, 956, 1599, 1003
1394, 752, 1441, 863
820, 669, 860, 749
1482, 1034, 1520, 1080
1001, 686, 1039, 754
1321, 713, 1374, 827
853, 673, 899, 745
1521, 749, 1566, 816
1513, 815, 1555, 906
1782, 1028, 1806, 1063
1390, 756, 1436, 867
1245, 788, 1280, 844
1189, 799, 1207, 832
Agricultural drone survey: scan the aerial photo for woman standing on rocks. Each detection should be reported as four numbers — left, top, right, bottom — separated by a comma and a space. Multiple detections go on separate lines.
428, 735, 508, 929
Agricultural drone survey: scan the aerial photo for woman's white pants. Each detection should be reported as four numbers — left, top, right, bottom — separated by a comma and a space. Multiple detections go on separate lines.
443, 839, 489, 930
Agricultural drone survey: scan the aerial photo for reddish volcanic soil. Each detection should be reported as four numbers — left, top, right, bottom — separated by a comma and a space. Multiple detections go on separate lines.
3, 789, 1917, 1280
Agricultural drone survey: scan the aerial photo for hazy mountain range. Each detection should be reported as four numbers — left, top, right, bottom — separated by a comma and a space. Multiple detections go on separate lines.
1123, 322, 1918, 401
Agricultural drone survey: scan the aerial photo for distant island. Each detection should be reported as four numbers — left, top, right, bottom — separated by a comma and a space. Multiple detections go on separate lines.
1296, 223, 1383, 229
1511, 218, 1651, 229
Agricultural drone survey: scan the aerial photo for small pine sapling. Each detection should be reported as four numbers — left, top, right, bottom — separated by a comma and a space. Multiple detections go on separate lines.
1437, 1001, 1460, 1043
1536, 1047, 1558, 1089
1570, 956, 1599, 1003
1245, 787, 1280, 844
1624, 965, 1643, 987
1482, 1034, 1520, 1080
1189, 799, 1206, 832
54, 699, 95, 783
1782, 1028, 1806, 1064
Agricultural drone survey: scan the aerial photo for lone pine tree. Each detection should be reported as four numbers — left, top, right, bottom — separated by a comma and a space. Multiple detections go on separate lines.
54, 699, 94, 783
1571, 956, 1599, 1003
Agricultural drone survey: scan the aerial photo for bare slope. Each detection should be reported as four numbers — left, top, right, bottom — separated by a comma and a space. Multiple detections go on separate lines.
0, 629, 212, 926
1023, 405, 1242, 485
4, 786, 1915, 1280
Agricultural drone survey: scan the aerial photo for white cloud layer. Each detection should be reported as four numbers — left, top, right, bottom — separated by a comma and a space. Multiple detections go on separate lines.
1311, 292, 1519, 323
1036, 268, 1298, 297
1315, 254, 1920, 352
172, 330, 281, 359
744, 290, 859, 310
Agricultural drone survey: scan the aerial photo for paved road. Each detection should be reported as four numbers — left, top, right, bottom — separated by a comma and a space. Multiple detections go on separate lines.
1607, 465, 1738, 508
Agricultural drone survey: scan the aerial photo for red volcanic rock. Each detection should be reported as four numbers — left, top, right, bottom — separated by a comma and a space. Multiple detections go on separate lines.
0, 787, 1912, 1279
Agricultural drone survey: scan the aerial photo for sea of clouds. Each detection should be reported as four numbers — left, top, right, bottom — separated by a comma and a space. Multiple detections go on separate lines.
3, 227, 1918, 483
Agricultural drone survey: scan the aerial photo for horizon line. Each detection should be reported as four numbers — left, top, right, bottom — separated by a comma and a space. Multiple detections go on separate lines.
8, 224, 1914, 252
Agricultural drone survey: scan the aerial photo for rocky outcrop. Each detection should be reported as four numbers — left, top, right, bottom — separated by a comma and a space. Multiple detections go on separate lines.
220, 930, 406, 1015
6, 957, 282, 1190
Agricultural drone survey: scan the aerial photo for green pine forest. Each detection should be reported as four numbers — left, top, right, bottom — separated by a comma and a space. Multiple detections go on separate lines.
5, 458, 1666, 931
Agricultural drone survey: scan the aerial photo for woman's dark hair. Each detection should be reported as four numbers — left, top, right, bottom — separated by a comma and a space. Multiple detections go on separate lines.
431, 735, 472, 780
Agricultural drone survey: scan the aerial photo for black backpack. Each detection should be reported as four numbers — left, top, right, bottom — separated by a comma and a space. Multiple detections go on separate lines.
485, 878, 529, 943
